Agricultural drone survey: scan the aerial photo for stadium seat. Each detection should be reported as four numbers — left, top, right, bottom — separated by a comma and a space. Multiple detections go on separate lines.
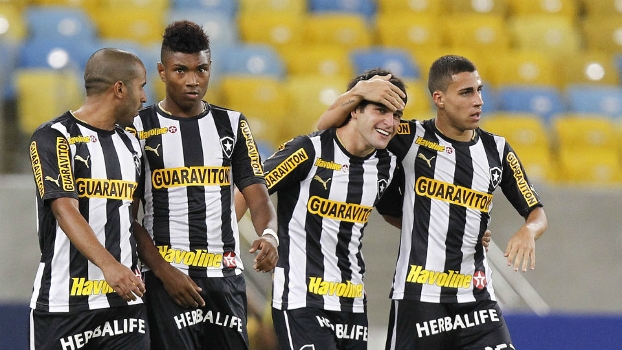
401, 79, 433, 120
99, 0, 168, 10
220, 76, 291, 148
25, 6, 96, 41
0, 4, 27, 42
285, 74, 350, 138
508, 0, 578, 18
238, 12, 304, 49
0, 41, 19, 99
487, 50, 559, 87
579, 0, 622, 16
410, 47, 484, 83
565, 85, 622, 119
170, 0, 237, 18
375, 13, 444, 52
91, 8, 165, 45
377, 0, 442, 15
308, 0, 376, 18
18, 37, 100, 70
557, 52, 620, 87
497, 85, 565, 122
581, 16, 622, 54
303, 14, 372, 50
350, 47, 420, 79
238, 0, 306, 14
508, 15, 582, 56
442, 14, 511, 52
221, 44, 286, 78
15, 68, 83, 134
278, 44, 354, 77
447, 0, 509, 15
168, 10, 239, 47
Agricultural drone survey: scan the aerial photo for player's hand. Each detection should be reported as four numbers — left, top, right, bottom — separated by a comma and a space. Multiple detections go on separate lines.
504, 226, 537, 272
482, 229, 492, 252
102, 261, 146, 302
356, 74, 406, 112
158, 264, 205, 308
249, 236, 278, 273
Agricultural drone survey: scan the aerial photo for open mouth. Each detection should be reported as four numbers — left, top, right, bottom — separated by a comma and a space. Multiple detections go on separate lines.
376, 128, 390, 136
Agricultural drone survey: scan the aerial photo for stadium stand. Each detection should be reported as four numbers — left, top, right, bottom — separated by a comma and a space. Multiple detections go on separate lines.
565, 84, 622, 119
497, 85, 566, 123
350, 47, 420, 79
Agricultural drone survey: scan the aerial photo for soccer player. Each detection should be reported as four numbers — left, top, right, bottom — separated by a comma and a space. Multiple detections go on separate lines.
129, 21, 278, 349
318, 55, 548, 349
28, 48, 149, 349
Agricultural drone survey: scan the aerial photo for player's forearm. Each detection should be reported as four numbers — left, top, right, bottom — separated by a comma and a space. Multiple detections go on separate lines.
317, 91, 360, 130
242, 184, 277, 235
524, 206, 547, 240
132, 220, 171, 276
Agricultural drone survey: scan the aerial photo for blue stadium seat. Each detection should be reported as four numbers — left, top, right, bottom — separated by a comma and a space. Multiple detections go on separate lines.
497, 85, 565, 122
221, 44, 286, 78
350, 47, 420, 79
168, 10, 239, 48
25, 6, 97, 41
170, 0, 237, 18
18, 37, 100, 70
309, 0, 376, 18
565, 84, 622, 119
481, 83, 498, 114
0, 41, 20, 99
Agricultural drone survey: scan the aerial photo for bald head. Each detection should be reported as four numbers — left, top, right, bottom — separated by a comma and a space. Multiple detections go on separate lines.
84, 48, 145, 96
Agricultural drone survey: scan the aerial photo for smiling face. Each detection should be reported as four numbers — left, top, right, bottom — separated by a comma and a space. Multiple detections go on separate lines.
349, 102, 401, 155
158, 50, 211, 117
433, 70, 484, 141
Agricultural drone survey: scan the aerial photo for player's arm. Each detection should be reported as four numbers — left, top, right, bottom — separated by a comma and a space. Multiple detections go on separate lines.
51, 197, 145, 301
317, 74, 406, 130
131, 199, 204, 308
242, 183, 279, 272
504, 206, 547, 272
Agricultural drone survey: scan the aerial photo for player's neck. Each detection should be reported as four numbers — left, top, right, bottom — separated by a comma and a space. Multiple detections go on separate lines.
336, 126, 374, 157
434, 117, 474, 142
158, 100, 206, 118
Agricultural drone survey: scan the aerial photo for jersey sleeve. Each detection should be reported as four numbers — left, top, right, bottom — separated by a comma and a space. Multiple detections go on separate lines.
376, 164, 404, 218
29, 127, 78, 202
499, 142, 543, 217
263, 135, 315, 195
231, 114, 267, 191
387, 119, 416, 161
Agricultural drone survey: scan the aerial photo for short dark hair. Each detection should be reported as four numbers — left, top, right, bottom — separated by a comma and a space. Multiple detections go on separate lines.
427, 55, 477, 94
347, 68, 408, 111
84, 48, 144, 96
161, 20, 210, 62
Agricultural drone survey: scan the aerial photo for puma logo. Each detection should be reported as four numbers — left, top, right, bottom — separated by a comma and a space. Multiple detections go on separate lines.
45, 174, 61, 187
145, 144, 161, 156
75, 154, 90, 168
417, 153, 436, 168
313, 175, 332, 190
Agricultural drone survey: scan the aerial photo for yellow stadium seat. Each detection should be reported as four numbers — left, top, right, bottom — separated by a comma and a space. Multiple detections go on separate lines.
556, 51, 620, 87
402, 79, 433, 118
303, 14, 372, 50
220, 76, 291, 148
553, 114, 620, 154
508, 15, 582, 57
581, 16, 622, 54
447, 0, 509, 15
16, 68, 83, 134
377, 0, 442, 15
0, 4, 27, 42
284, 74, 350, 138
488, 50, 559, 87
558, 149, 622, 184
278, 44, 354, 77
579, 0, 622, 16
410, 47, 485, 84
238, 12, 305, 49
442, 14, 511, 52
238, 0, 306, 14
508, 0, 578, 18
91, 8, 165, 45
376, 13, 444, 51
99, 0, 169, 10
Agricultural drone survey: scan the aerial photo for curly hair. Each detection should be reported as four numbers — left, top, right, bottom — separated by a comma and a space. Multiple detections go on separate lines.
161, 20, 210, 61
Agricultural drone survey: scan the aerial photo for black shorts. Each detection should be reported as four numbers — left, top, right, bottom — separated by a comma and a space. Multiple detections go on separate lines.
272, 307, 368, 350
143, 270, 249, 350
30, 304, 149, 350
385, 299, 514, 350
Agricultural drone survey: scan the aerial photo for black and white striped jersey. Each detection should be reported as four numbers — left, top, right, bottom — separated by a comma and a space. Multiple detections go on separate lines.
378, 119, 542, 304
266, 128, 397, 313
28, 112, 143, 312
130, 103, 265, 278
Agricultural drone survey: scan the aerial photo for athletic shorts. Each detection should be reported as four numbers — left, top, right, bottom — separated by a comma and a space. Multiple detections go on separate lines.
385, 299, 514, 350
143, 270, 249, 350
272, 307, 369, 350
30, 304, 149, 350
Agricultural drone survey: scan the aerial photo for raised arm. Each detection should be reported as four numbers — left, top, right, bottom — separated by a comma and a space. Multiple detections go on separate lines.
317, 74, 406, 130
504, 206, 547, 272
242, 183, 279, 272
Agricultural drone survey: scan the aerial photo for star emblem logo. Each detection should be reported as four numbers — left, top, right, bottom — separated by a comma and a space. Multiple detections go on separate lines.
223, 251, 237, 269
220, 136, 234, 159
490, 167, 502, 188
168, 126, 177, 133
473, 270, 487, 289
378, 178, 388, 196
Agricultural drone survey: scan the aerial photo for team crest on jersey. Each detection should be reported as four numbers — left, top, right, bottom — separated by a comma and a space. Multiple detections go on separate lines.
473, 270, 487, 289
220, 136, 234, 159
378, 178, 388, 197
223, 251, 237, 268
490, 167, 502, 189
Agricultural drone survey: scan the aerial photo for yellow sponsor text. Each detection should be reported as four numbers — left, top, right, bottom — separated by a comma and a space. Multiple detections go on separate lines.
506, 152, 538, 207
158, 246, 222, 268
415, 136, 447, 152
70, 278, 115, 296
240, 119, 264, 176
415, 177, 493, 213
152, 166, 230, 189
30, 141, 44, 197
307, 196, 373, 223
308, 277, 364, 299
315, 158, 343, 171
265, 148, 308, 188
137, 127, 168, 140
397, 122, 410, 134
406, 265, 472, 289
76, 179, 137, 200
56, 137, 74, 192
68, 135, 91, 144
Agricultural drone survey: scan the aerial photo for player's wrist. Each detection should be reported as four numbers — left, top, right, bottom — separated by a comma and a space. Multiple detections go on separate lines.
262, 228, 279, 247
